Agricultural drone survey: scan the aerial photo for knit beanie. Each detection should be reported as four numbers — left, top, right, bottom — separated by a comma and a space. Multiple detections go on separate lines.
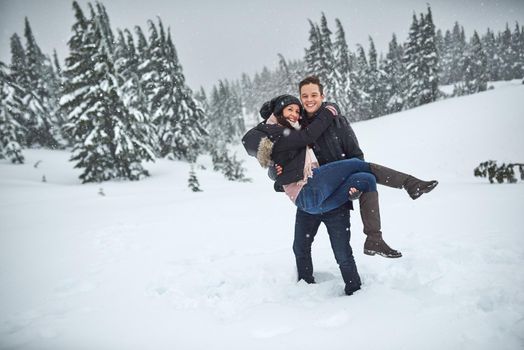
259, 94, 301, 120
272, 94, 302, 117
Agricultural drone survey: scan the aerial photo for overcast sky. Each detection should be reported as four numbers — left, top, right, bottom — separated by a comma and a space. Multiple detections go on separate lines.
1, 0, 523, 90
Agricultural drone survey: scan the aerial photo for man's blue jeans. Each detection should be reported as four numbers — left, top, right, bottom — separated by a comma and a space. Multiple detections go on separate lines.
293, 203, 361, 294
296, 158, 377, 215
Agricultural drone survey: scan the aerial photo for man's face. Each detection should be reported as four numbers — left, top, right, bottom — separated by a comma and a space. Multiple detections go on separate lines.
300, 83, 324, 116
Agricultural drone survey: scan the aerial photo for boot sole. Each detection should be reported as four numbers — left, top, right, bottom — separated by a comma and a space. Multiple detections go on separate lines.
364, 249, 402, 258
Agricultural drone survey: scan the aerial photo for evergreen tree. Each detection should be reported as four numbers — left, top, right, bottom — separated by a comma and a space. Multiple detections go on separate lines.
207, 79, 249, 181
22, 17, 62, 148
114, 28, 157, 161
61, 1, 153, 183
194, 87, 209, 113
439, 29, 454, 84
318, 13, 336, 95
278, 53, 293, 92
305, 20, 323, 78
187, 165, 202, 192
482, 28, 499, 81
351, 44, 372, 121
277, 53, 299, 95
208, 80, 244, 142
383, 34, 405, 113
7, 33, 27, 143
404, 7, 439, 108
511, 22, 524, 79
403, 13, 424, 108
140, 19, 207, 162
435, 29, 445, 61
456, 31, 488, 95
239, 72, 257, 119
419, 7, 439, 104
0, 61, 25, 163
332, 18, 352, 115
450, 22, 467, 83
498, 23, 514, 80
367, 37, 388, 117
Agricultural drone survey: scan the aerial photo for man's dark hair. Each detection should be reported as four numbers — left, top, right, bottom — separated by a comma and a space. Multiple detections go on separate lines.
299, 76, 324, 95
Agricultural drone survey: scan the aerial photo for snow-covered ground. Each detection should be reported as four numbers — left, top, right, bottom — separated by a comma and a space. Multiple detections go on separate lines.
1, 82, 523, 350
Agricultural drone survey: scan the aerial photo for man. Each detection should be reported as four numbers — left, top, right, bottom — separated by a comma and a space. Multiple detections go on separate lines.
261, 76, 437, 294
278, 76, 402, 294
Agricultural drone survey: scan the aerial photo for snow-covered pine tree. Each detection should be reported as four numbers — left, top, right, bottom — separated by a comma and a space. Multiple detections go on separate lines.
208, 80, 244, 142
367, 37, 388, 118
498, 24, 514, 81
277, 53, 298, 95
154, 21, 208, 162
0, 61, 25, 163
22, 17, 62, 148
450, 22, 467, 83
482, 28, 499, 82
61, 1, 153, 183
521, 24, 524, 79
404, 7, 439, 108
457, 31, 488, 95
239, 73, 257, 119
332, 18, 352, 116
318, 13, 336, 96
305, 20, 323, 78
418, 6, 439, 104
351, 44, 372, 121
439, 29, 454, 85
511, 22, 524, 79
383, 33, 406, 113
114, 28, 157, 160
435, 28, 445, 62
403, 13, 424, 108
188, 164, 202, 192
6, 33, 28, 144
194, 87, 209, 114
252, 67, 274, 110
207, 79, 249, 181
50, 49, 68, 145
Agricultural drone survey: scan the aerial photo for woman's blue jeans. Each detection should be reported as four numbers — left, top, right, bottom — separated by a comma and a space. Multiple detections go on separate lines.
295, 158, 377, 215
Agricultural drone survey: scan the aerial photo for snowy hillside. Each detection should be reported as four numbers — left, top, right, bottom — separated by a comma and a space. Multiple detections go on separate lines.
1, 82, 523, 350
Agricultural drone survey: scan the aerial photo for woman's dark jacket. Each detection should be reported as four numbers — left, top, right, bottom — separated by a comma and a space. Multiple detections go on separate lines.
242, 106, 335, 187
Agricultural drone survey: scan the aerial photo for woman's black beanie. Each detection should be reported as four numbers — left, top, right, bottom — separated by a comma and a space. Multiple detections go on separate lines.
259, 94, 301, 120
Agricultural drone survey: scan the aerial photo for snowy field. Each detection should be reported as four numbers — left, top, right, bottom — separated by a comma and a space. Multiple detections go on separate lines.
1, 81, 524, 350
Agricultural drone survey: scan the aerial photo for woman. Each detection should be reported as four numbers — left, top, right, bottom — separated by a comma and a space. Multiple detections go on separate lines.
244, 94, 438, 216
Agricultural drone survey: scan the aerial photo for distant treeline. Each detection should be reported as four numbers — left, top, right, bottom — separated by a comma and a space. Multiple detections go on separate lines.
226, 8, 524, 124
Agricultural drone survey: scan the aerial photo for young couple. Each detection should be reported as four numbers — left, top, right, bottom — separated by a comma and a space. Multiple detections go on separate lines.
242, 76, 437, 296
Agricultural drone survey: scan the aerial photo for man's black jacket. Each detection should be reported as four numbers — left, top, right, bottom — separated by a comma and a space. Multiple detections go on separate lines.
302, 102, 364, 166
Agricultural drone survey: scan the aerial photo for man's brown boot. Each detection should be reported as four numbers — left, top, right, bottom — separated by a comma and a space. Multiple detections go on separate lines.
369, 163, 438, 200
359, 191, 402, 258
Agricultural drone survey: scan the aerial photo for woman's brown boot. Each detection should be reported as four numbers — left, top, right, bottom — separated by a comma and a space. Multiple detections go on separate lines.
369, 163, 438, 200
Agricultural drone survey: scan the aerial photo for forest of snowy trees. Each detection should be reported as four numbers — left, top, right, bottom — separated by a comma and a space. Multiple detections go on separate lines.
234, 8, 524, 124
1, 2, 523, 185
0, 1, 248, 184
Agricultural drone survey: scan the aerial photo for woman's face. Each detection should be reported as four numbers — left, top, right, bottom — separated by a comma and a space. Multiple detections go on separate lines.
282, 104, 300, 123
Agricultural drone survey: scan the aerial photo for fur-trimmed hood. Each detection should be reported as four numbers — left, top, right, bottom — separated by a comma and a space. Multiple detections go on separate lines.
256, 136, 274, 168
241, 115, 284, 168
